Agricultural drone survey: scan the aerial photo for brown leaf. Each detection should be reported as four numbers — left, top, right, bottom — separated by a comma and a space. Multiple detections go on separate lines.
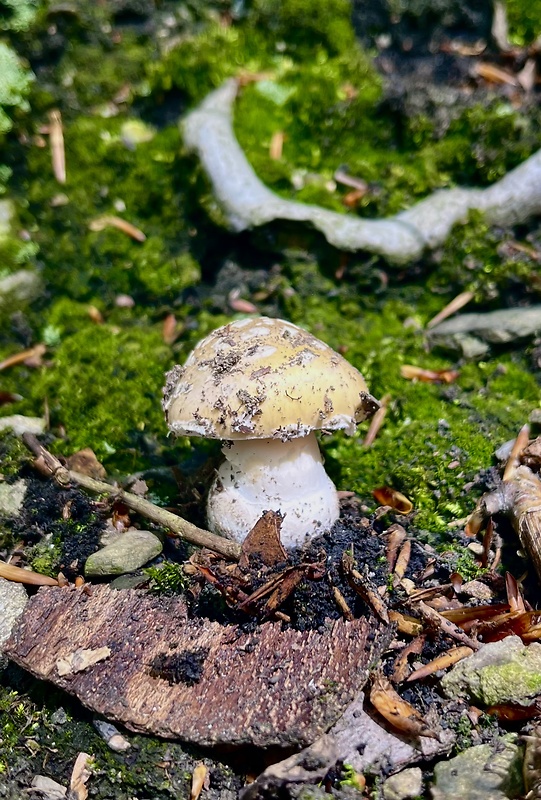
0, 562, 58, 586
393, 540, 411, 580
67, 448, 106, 480
370, 673, 439, 739
239, 510, 287, 570
0, 391, 22, 406
406, 646, 473, 682
385, 523, 406, 570
388, 610, 423, 636
69, 752, 92, 800
400, 365, 460, 384
373, 487, 413, 514
391, 635, 425, 683
505, 571, 525, 613
486, 700, 541, 721
190, 763, 209, 800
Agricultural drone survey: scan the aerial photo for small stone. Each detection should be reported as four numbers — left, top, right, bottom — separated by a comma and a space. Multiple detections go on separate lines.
93, 719, 131, 751
0, 415, 45, 436
442, 635, 541, 706
0, 576, 28, 668
0, 269, 42, 309
84, 529, 162, 577
460, 580, 494, 601
431, 737, 523, 800
383, 767, 423, 800
31, 775, 67, 799
0, 478, 27, 518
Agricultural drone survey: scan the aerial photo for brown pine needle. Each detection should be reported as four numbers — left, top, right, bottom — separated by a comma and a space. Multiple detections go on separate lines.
503, 423, 530, 481
363, 393, 390, 447
416, 600, 481, 650
0, 344, 46, 372
370, 673, 439, 739
89, 215, 146, 242
0, 561, 58, 586
426, 290, 474, 329
388, 610, 423, 636
393, 539, 411, 580
49, 109, 66, 184
406, 646, 474, 682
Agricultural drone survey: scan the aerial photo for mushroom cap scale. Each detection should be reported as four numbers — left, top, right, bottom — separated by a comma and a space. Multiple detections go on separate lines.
163, 317, 379, 441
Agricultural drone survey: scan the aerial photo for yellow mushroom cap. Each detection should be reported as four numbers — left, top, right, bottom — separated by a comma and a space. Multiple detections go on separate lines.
163, 317, 379, 441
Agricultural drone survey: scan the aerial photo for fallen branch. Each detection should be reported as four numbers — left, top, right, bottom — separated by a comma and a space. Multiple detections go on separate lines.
183, 79, 541, 265
21, 433, 241, 561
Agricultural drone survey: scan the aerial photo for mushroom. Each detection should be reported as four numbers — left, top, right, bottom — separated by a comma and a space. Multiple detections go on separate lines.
162, 317, 379, 549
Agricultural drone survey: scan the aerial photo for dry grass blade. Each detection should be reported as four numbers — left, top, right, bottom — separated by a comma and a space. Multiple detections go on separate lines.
473, 61, 518, 86
269, 131, 285, 160
342, 551, 390, 624
503, 423, 530, 481
88, 215, 146, 242
0, 344, 47, 372
334, 168, 369, 192
385, 523, 406, 570
49, 109, 66, 184
416, 601, 481, 649
0, 562, 58, 586
400, 364, 460, 384
363, 393, 390, 448
393, 539, 411, 580
370, 673, 439, 739
388, 610, 423, 636
332, 585, 354, 621
426, 290, 474, 329
406, 645, 473, 682
391, 635, 425, 683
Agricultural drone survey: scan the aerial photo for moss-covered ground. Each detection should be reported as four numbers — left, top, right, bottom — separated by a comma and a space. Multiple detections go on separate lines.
1, 0, 541, 794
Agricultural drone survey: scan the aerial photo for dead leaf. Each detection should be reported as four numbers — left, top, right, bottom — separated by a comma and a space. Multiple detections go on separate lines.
69, 752, 92, 800
370, 673, 439, 739
373, 487, 413, 514
391, 635, 425, 683
56, 646, 111, 677
400, 365, 460, 384
406, 645, 473, 682
505, 571, 525, 613
385, 523, 407, 570
388, 610, 423, 636
190, 763, 209, 800
87, 305, 104, 324
239, 510, 287, 570
66, 448, 106, 480
0, 561, 58, 586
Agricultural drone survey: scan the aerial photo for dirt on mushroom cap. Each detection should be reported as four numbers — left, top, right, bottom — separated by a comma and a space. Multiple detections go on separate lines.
162, 317, 379, 441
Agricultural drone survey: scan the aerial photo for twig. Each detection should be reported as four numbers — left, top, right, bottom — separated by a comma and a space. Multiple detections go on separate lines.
22, 433, 241, 561
415, 600, 482, 650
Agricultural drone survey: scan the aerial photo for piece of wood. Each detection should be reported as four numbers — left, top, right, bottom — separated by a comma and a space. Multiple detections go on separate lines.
5, 585, 377, 749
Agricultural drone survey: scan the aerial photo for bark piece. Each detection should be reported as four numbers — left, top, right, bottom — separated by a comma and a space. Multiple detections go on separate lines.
5, 585, 377, 748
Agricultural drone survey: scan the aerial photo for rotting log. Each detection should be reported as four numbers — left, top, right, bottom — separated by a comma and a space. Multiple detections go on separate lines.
5, 585, 380, 749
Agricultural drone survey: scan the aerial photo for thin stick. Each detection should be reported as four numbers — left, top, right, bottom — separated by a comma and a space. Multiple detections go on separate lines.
426, 290, 475, 329
22, 434, 241, 561
363, 393, 390, 448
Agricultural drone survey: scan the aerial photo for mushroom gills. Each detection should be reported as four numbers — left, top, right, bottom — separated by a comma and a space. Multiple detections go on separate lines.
207, 433, 339, 549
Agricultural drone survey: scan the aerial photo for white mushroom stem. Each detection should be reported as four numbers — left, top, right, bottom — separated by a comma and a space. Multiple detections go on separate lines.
206, 433, 340, 549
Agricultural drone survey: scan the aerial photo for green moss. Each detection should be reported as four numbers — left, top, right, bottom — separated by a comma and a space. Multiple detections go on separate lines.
0, 42, 32, 135
145, 561, 189, 595
506, 0, 541, 45
27, 323, 173, 465
28, 537, 63, 577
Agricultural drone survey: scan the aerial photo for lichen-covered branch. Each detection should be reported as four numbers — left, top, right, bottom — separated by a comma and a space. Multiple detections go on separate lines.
183, 79, 541, 265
